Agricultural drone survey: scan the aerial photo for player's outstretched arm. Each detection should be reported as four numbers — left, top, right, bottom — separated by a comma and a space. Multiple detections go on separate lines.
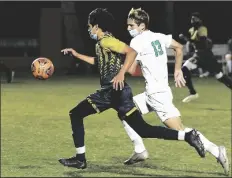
169, 39, 186, 88
61, 48, 95, 65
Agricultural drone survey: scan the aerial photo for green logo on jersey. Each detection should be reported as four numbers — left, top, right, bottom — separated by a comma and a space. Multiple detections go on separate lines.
151, 40, 163, 57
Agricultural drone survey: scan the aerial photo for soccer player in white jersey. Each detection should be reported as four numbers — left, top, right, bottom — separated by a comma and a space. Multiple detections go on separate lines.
122, 8, 229, 176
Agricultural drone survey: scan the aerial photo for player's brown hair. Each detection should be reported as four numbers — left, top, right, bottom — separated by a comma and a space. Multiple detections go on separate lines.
128, 8, 149, 29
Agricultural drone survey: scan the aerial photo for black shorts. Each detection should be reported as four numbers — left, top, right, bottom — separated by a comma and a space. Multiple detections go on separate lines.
86, 83, 137, 117
190, 50, 222, 74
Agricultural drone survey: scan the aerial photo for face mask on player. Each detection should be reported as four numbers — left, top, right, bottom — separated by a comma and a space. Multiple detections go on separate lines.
128, 29, 140, 37
128, 23, 145, 38
88, 28, 98, 40
191, 17, 201, 27
90, 33, 98, 40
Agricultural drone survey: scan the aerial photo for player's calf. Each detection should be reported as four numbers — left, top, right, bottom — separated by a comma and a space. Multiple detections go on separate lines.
182, 65, 198, 102
163, 117, 185, 131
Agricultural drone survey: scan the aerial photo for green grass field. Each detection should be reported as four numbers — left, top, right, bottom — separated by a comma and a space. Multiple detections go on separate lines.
1, 76, 231, 177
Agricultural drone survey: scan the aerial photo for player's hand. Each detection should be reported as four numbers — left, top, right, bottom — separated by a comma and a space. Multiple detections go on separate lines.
174, 69, 186, 88
111, 72, 125, 91
61, 48, 78, 57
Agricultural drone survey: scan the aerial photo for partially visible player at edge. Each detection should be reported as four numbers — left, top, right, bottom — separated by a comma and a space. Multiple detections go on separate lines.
225, 37, 232, 76
58, 8, 205, 170
180, 12, 232, 103
124, 8, 229, 175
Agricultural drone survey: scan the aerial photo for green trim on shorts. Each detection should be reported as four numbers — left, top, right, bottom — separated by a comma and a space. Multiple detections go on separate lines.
87, 98, 100, 114
126, 107, 137, 117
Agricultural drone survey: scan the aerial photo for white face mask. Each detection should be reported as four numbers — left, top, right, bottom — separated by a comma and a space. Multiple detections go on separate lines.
88, 29, 98, 40
90, 33, 98, 40
128, 29, 140, 37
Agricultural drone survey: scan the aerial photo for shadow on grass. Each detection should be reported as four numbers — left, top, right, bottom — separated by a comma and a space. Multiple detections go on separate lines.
18, 165, 43, 169
111, 156, 225, 176
63, 162, 198, 177
129, 162, 225, 177
63, 156, 225, 177
201, 107, 231, 111
64, 164, 170, 177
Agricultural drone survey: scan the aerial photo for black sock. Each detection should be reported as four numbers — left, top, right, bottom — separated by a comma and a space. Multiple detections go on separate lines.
218, 75, 232, 89
76, 153, 86, 161
182, 66, 197, 95
70, 99, 96, 161
123, 110, 179, 140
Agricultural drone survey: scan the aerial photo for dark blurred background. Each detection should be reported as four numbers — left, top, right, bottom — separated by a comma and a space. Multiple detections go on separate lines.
0, 1, 231, 75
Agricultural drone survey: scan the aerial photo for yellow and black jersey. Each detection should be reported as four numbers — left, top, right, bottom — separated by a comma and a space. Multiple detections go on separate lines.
95, 33, 126, 88
188, 26, 212, 50
189, 26, 208, 41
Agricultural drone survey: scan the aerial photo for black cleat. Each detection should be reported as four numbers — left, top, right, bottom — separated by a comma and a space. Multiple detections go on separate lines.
185, 129, 206, 158
58, 156, 87, 169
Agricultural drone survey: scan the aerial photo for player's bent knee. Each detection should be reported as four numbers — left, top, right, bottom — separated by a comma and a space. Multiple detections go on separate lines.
69, 99, 97, 119
117, 106, 138, 120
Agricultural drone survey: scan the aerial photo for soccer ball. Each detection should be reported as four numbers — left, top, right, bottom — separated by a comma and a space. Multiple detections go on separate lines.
31, 57, 54, 80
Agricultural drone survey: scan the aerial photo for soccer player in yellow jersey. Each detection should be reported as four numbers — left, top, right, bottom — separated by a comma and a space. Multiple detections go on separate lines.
58, 8, 205, 169
180, 12, 232, 103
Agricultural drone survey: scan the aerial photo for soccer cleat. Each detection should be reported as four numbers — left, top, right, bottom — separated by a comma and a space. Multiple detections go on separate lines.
182, 93, 199, 103
185, 129, 206, 158
58, 156, 87, 169
217, 146, 230, 176
124, 150, 149, 165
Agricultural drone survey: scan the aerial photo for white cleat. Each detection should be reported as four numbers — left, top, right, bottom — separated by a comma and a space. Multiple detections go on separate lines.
182, 93, 199, 103
199, 71, 210, 78
124, 150, 149, 165
217, 146, 230, 176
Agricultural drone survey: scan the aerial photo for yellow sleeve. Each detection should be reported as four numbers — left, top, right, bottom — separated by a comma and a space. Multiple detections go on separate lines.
189, 27, 197, 40
198, 26, 208, 37
100, 37, 126, 53
188, 27, 194, 34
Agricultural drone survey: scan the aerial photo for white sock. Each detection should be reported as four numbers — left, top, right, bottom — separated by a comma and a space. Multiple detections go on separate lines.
227, 60, 232, 73
122, 120, 146, 153
178, 131, 186, 140
184, 127, 193, 132
215, 72, 223, 79
197, 131, 219, 158
76, 146, 85, 154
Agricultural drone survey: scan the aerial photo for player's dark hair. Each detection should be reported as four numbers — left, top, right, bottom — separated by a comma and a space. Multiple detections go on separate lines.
128, 8, 149, 29
191, 12, 201, 19
88, 8, 115, 32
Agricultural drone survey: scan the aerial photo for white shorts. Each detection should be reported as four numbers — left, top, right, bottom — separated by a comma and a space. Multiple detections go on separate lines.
133, 88, 181, 122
